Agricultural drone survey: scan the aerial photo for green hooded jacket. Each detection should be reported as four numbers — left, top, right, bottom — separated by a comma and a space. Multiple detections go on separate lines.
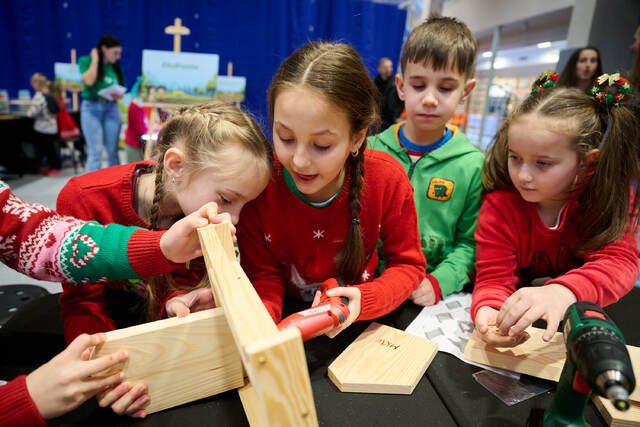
368, 122, 484, 298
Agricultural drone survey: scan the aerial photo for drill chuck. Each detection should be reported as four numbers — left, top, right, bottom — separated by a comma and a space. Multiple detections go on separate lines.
605, 384, 630, 411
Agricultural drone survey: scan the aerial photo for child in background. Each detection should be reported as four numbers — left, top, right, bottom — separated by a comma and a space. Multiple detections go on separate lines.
369, 16, 483, 306
236, 42, 426, 336
125, 78, 149, 163
56, 101, 273, 418
472, 81, 640, 347
27, 73, 62, 176
0, 180, 229, 426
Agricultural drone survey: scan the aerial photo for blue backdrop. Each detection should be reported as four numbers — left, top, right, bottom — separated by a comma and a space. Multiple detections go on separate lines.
2, 0, 406, 125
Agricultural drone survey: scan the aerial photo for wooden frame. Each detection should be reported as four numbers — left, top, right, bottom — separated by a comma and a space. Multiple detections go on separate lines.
93, 223, 318, 425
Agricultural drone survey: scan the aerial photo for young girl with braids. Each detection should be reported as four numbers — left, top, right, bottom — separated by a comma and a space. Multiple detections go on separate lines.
55, 101, 273, 418
472, 80, 640, 348
236, 42, 426, 337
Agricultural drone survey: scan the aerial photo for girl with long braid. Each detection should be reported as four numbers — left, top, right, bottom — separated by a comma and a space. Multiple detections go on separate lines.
55, 101, 273, 418
236, 42, 426, 338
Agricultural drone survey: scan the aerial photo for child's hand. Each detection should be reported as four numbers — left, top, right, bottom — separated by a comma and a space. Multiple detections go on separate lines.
97, 381, 149, 419
165, 287, 216, 318
25, 333, 128, 420
496, 284, 577, 342
410, 277, 436, 306
474, 306, 530, 348
160, 202, 235, 263
311, 286, 361, 338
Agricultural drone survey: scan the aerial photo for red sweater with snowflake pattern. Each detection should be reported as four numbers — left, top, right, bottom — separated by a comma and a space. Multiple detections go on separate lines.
237, 149, 426, 323
471, 189, 639, 321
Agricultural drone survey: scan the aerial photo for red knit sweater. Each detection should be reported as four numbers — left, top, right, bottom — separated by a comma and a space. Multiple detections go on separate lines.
237, 149, 426, 323
0, 375, 46, 427
471, 189, 639, 321
56, 161, 204, 343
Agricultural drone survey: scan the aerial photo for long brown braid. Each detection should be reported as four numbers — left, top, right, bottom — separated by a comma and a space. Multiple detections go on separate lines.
484, 87, 640, 252
143, 101, 273, 318
267, 42, 379, 284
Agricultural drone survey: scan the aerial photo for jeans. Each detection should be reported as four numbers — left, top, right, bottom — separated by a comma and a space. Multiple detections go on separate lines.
81, 99, 121, 172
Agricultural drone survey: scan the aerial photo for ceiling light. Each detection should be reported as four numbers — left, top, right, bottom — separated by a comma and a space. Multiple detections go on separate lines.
537, 41, 552, 49
482, 51, 493, 58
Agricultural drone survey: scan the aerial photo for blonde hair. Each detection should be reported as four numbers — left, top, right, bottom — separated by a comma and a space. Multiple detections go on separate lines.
484, 87, 640, 252
267, 42, 380, 284
30, 73, 51, 91
145, 101, 273, 318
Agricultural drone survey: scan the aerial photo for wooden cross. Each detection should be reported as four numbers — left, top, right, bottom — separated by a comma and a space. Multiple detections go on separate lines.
164, 17, 190, 53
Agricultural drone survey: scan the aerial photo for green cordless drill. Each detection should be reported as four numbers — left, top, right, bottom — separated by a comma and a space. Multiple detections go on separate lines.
543, 301, 635, 426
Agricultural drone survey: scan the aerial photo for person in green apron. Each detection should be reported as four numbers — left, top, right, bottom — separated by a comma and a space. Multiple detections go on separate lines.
79, 34, 125, 172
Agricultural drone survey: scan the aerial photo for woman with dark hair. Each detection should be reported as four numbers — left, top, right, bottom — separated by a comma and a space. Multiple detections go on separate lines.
557, 46, 602, 94
79, 34, 125, 172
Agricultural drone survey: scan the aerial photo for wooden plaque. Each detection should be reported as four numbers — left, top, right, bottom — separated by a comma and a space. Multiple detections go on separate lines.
592, 396, 640, 426
464, 327, 566, 382
328, 322, 438, 394
92, 308, 244, 414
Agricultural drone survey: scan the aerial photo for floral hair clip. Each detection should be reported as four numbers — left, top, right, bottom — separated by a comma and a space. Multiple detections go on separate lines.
590, 73, 631, 106
531, 70, 559, 93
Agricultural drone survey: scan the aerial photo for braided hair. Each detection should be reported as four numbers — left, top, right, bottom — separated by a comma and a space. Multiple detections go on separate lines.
267, 42, 380, 283
144, 101, 273, 317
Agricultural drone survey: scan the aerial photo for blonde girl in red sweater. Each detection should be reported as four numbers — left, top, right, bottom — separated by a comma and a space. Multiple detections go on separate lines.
472, 82, 640, 348
236, 42, 426, 338
55, 101, 273, 418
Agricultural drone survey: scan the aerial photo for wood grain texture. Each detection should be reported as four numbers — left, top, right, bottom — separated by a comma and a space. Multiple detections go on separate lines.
464, 327, 566, 382
238, 383, 266, 427
244, 328, 318, 427
92, 308, 244, 414
628, 346, 640, 402
198, 223, 318, 426
198, 223, 277, 356
593, 397, 640, 426
464, 327, 640, 398
328, 322, 438, 394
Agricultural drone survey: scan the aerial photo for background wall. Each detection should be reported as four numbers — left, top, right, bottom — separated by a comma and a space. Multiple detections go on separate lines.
0, 0, 406, 125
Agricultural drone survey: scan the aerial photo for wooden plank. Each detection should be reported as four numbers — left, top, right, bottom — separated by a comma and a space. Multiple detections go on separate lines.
238, 382, 266, 427
328, 322, 438, 394
464, 327, 566, 382
629, 346, 640, 402
198, 222, 318, 426
593, 396, 640, 426
244, 327, 318, 427
91, 308, 244, 414
464, 327, 640, 398
198, 223, 277, 356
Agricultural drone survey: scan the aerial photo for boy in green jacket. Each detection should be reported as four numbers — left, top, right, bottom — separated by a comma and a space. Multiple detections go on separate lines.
369, 16, 484, 305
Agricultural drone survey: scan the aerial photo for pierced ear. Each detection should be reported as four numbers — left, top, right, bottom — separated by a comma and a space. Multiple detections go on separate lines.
395, 73, 406, 101
163, 147, 186, 180
352, 128, 368, 152
460, 78, 476, 104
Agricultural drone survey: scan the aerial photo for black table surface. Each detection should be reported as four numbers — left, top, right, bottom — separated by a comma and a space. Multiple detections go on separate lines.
2, 289, 639, 426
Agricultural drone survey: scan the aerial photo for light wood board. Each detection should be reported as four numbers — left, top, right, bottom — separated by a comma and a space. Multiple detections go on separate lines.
593, 396, 640, 426
244, 328, 318, 426
92, 308, 244, 414
464, 327, 566, 382
328, 322, 438, 394
198, 223, 318, 426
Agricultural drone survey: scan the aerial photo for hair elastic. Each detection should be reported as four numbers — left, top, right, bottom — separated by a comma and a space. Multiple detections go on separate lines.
351, 217, 360, 226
